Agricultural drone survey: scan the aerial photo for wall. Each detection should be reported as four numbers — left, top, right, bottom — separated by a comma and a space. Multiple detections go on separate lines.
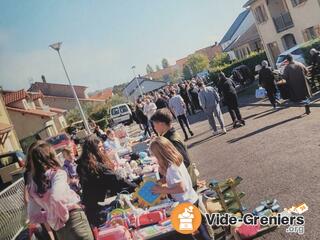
7, 110, 53, 140
42, 96, 104, 110
0, 96, 21, 153
250, 0, 320, 66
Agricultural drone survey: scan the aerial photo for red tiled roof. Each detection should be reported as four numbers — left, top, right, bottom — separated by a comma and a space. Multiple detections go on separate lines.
3, 90, 28, 105
6, 107, 56, 118
29, 91, 44, 101
89, 88, 113, 100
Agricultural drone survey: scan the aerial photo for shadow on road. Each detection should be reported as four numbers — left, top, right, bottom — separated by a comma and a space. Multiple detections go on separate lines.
253, 107, 287, 120
187, 135, 221, 149
227, 115, 303, 144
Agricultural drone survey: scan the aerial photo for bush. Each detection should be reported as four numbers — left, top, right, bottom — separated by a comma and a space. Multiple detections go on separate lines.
208, 51, 267, 84
300, 38, 320, 65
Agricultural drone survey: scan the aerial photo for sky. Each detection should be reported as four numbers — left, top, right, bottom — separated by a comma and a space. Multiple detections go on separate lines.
0, 0, 248, 93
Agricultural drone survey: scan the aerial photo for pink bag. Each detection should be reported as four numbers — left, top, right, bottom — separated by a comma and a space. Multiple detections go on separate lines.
94, 225, 132, 240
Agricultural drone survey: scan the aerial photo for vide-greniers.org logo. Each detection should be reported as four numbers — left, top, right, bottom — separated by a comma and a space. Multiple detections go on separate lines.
205, 213, 305, 235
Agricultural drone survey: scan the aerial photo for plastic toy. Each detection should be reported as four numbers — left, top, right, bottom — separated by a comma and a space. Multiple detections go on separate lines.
134, 181, 163, 207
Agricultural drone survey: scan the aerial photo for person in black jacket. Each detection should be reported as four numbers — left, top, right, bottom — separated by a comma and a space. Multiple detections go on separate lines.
259, 60, 278, 109
155, 90, 169, 109
179, 83, 195, 115
135, 103, 151, 137
77, 135, 136, 226
219, 72, 245, 128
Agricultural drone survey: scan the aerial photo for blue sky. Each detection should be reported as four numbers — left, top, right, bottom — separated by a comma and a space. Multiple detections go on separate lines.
0, 0, 248, 92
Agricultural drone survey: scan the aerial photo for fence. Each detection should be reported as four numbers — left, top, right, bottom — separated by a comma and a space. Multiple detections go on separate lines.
0, 178, 26, 240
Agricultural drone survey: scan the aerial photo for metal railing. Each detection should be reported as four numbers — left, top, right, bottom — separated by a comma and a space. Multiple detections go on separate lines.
0, 178, 26, 240
273, 12, 294, 33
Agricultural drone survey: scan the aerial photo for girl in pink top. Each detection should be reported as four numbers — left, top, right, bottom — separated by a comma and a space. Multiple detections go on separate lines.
27, 142, 93, 240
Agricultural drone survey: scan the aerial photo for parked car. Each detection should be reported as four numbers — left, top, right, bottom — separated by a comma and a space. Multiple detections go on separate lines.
276, 45, 307, 71
0, 151, 26, 189
46, 133, 78, 156
110, 104, 133, 126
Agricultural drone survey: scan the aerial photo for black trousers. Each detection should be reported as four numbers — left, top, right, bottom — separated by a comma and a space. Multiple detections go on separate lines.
266, 88, 276, 107
143, 122, 151, 137
184, 100, 196, 115
228, 105, 242, 122
177, 114, 192, 138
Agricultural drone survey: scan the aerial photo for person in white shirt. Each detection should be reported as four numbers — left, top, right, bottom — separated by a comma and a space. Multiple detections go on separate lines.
169, 90, 194, 141
150, 136, 198, 204
143, 98, 157, 134
150, 137, 212, 240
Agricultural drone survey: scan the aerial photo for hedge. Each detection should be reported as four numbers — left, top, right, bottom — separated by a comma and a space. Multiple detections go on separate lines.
208, 51, 267, 84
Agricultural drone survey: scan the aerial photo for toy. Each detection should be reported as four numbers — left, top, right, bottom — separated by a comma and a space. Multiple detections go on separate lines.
129, 210, 166, 228
93, 225, 132, 240
134, 181, 163, 207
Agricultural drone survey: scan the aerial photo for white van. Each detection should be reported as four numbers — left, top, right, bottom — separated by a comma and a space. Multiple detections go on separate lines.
110, 104, 133, 126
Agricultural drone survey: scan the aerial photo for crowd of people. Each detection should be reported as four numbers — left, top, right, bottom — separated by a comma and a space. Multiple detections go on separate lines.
22, 49, 320, 240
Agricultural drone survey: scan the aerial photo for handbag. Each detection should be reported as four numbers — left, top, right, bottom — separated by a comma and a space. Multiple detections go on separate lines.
255, 87, 267, 99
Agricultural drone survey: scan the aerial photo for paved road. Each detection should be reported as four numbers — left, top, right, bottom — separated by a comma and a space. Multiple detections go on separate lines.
173, 94, 320, 240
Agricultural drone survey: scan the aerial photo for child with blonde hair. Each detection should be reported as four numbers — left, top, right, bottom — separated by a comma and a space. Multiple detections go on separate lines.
150, 136, 198, 204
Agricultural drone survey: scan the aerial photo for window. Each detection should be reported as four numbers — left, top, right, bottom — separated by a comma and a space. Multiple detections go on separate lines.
254, 5, 268, 24
291, 0, 307, 7
281, 34, 297, 50
303, 25, 320, 41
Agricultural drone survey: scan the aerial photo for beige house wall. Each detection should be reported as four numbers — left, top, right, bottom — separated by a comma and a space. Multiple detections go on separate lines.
250, 0, 320, 66
7, 110, 57, 140
0, 96, 21, 153
42, 96, 104, 110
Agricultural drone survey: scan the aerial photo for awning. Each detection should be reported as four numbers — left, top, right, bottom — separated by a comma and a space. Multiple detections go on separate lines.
0, 123, 13, 145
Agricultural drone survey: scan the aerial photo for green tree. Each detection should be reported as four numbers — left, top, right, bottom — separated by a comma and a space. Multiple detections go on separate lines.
146, 64, 154, 74
155, 65, 161, 71
112, 83, 127, 96
168, 69, 181, 83
186, 53, 209, 76
209, 52, 230, 69
162, 58, 169, 68
183, 65, 193, 80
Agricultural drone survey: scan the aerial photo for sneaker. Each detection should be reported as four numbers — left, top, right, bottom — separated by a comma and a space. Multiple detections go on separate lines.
190, 131, 194, 136
213, 131, 219, 136
222, 128, 227, 134
233, 121, 239, 128
240, 119, 246, 126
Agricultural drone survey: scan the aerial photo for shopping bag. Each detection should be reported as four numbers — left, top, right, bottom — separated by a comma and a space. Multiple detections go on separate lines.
255, 87, 266, 99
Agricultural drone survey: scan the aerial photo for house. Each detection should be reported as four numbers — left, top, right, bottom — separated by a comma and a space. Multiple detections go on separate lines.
244, 0, 320, 66
28, 81, 104, 110
89, 88, 113, 101
0, 95, 21, 154
123, 77, 167, 101
220, 9, 262, 60
144, 43, 222, 81
223, 24, 264, 59
2, 90, 68, 141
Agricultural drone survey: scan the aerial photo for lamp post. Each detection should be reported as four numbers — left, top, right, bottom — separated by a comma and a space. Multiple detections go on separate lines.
131, 65, 143, 97
49, 42, 91, 134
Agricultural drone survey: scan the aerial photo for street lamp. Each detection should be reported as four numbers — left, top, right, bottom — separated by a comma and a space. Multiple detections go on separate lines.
49, 42, 91, 134
131, 65, 143, 97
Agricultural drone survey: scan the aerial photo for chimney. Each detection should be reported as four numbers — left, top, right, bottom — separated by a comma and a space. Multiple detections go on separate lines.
41, 75, 47, 83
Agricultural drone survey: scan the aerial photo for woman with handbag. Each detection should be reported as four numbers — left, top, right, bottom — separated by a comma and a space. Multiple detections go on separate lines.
27, 142, 94, 240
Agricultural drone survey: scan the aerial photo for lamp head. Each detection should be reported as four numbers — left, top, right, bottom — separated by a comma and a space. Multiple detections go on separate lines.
49, 42, 62, 51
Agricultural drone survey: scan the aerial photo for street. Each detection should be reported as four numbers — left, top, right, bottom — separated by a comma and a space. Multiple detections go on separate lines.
172, 93, 320, 240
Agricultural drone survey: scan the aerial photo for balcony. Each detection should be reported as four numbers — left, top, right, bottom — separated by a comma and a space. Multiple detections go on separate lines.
273, 12, 294, 33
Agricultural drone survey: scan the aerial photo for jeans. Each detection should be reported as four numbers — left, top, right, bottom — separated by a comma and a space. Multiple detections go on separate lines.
205, 105, 225, 132
56, 209, 94, 240
177, 114, 192, 139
